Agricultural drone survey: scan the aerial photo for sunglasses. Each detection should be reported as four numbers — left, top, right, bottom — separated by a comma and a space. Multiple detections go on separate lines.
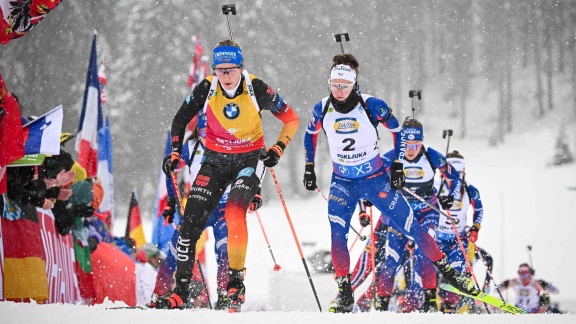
328, 81, 354, 91
214, 66, 241, 75
406, 143, 422, 150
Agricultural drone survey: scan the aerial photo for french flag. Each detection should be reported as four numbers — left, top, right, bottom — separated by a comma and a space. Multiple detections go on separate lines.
22, 105, 63, 155
97, 116, 115, 232
152, 129, 180, 255
75, 34, 103, 177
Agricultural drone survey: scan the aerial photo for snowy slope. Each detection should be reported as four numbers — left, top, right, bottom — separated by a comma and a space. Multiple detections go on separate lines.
3, 126, 574, 322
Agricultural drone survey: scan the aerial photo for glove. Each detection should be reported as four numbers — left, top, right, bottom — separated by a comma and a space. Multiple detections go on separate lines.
407, 240, 415, 250
162, 197, 177, 224
439, 195, 454, 210
249, 193, 263, 212
303, 164, 317, 191
468, 223, 480, 243
390, 160, 405, 189
162, 152, 181, 176
70, 205, 95, 218
359, 211, 370, 227
261, 142, 285, 168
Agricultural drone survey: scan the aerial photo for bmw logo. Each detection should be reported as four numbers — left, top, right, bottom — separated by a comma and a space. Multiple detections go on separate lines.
224, 103, 240, 119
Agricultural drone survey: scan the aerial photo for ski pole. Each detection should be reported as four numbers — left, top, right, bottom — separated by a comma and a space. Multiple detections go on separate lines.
408, 90, 422, 119
369, 205, 377, 308
167, 171, 185, 226
196, 259, 212, 309
270, 167, 322, 312
401, 187, 490, 313
254, 210, 282, 271
475, 246, 506, 302
221, 4, 237, 41
349, 226, 365, 251
315, 188, 366, 241
527, 245, 534, 269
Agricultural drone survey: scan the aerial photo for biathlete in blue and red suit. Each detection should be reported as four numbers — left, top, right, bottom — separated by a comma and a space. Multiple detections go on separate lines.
156, 40, 299, 311
303, 53, 477, 313
377, 117, 462, 312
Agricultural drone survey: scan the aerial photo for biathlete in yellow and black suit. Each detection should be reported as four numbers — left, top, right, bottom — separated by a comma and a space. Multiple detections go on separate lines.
156, 40, 299, 311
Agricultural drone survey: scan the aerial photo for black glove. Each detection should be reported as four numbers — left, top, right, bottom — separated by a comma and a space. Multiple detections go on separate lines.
260, 142, 285, 168
439, 195, 454, 210
390, 160, 405, 189
162, 197, 177, 224
303, 164, 317, 191
162, 152, 181, 176
249, 193, 263, 212
362, 199, 373, 207
70, 205, 95, 218
359, 211, 370, 227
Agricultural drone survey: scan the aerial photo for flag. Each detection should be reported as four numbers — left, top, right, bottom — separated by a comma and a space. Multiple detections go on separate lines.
98, 60, 107, 104
75, 34, 103, 178
151, 130, 180, 254
126, 191, 145, 249
0, 0, 63, 45
187, 36, 208, 91
97, 116, 115, 232
37, 208, 81, 304
21, 105, 63, 156
1, 202, 49, 302
90, 242, 136, 306
0, 73, 24, 194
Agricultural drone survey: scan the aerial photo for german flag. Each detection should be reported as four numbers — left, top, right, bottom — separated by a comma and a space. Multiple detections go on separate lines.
1, 200, 48, 302
125, 191, 145, 249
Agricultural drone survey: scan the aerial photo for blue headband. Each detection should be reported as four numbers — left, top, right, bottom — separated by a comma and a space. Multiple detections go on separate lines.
404, 126, 424, 141
213, 46, 243, 67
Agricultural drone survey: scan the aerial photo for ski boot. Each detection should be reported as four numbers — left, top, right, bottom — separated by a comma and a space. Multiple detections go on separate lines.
433, 254, 480, 296
422, 289, 438, 313
214, 288, 228, 311
374, 294, 390, 312
155, 277, 191, 309
329, 275, 354, 313
441, 302, 457, 314
227, 269, 246, 313
185, 280, 206, 309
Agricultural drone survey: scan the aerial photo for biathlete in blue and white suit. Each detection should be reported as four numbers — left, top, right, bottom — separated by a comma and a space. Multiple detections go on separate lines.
377, 118, 462, 312
436, 150, 484, 313
302, 53, 477, 313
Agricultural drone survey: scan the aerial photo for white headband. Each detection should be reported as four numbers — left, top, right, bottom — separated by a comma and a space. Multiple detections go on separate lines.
447, 158, 465, 172
330, 64, 357, 83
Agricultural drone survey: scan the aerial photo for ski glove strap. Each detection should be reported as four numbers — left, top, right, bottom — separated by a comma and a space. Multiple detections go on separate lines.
162, 152, 181, 176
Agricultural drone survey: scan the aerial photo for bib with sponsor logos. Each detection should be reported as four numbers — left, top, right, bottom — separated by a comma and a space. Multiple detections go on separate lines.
322, 96, 381, 178
436, 183, 470, 238
203, 71, 264, 153
514, 279, 540, 310
403, 149, 436, 201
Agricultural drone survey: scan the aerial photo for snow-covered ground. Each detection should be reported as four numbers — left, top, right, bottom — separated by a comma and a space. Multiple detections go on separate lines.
2, 124, 575, 323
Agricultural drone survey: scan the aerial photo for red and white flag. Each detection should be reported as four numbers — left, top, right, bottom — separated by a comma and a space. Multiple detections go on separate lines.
187, 36, 208, 91
75, 34, 103, 177
98, 60, 107, 104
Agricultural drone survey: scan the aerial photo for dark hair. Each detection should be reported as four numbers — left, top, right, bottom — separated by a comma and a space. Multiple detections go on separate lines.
446, 150, 464, 159
518, 263, 535, 275
402, 117, 423, 129
331, 53, 360, 74
214, 39, 241, 49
